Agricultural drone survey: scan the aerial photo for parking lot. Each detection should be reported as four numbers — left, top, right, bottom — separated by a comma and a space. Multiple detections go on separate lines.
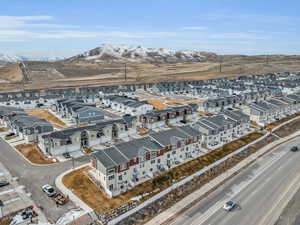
0, 163, 33, 218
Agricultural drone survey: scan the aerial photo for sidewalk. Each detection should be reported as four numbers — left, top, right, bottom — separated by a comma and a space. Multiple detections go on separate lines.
145, 129, 300, 225
55, 163, 94, 214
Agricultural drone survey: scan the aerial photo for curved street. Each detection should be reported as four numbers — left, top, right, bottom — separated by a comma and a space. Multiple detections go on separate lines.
0, 137, 90, 223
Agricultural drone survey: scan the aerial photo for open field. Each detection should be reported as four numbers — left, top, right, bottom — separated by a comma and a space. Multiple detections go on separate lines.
27, 109, 67, 128
15, 143, 55, 164
63, 132, 263, 213
0, 63, 22, 83
1, 55, 300, 91
146, 97, 203, 110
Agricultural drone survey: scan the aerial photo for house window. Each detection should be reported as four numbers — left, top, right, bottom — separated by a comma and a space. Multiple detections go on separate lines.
167, 154, 170, 158
108, 175, 115, 180
157, 159, 161, 163
172, 151, 176, 154
151, 160, 156, 164
118, 175, 122, 181
108, 168, 115, 174
109, 184, 113, 191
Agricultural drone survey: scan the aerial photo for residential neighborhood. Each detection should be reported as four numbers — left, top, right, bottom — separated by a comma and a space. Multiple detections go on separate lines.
1, 71, 300, 225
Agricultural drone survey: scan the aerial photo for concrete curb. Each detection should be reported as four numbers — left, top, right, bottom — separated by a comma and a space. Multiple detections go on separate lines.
146, 130, 300, 225
55, 163, 94, 214
0, 137, 58, 167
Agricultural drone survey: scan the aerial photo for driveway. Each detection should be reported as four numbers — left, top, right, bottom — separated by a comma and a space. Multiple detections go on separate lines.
0, 137, 90, 223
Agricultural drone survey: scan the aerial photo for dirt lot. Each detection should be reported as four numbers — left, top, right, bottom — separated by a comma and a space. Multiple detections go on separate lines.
63, 132, 263, 213
1, 55, 300, 92
0, 63, 23, 83
146, 97, 203, 110
27, 109, 67, 128
0, 127, 9, 132
274, 117, 300, 137
15, 143, 55, 164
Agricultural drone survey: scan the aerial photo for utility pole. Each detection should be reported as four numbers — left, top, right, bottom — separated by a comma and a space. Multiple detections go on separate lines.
219, 56, 223, 73
124, 63, 127, 81
265, 55, 269, 65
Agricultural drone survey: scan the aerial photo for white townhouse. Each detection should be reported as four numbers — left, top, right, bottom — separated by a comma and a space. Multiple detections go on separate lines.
193, 109, 250, 148
242, 95, 300, 126
90, 125, 202, 197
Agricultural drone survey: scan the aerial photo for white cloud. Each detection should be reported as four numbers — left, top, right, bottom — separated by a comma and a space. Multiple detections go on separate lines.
181, 26, 207, 31
210, 33, 270, 40
0, 29, 179, 42
0, 15, 78, 29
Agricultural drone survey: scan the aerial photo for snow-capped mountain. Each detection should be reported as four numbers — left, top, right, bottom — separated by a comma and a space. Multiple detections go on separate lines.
0, 54, 63, 62
0, 54, 29, 62
67, 44, 216, 63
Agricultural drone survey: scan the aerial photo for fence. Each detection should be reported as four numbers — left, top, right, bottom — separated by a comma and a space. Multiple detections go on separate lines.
98, 132, 269, 225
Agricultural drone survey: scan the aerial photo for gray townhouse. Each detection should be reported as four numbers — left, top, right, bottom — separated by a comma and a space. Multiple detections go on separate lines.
55, 99, 104, 124
7, 115, 54, 142
0, 106, 27, 126
193, 109, 250, 148
39, 116, 138, 156
101, 95, 153, 116
139, 104, 198, 129
90, 125, 202, 197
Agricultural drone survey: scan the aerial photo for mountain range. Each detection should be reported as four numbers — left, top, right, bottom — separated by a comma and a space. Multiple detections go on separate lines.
66, 44, 217, 63
0, 53, 63, 63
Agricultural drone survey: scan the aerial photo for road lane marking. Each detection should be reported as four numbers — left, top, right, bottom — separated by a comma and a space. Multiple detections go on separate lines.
192, 149, 289, 225
257, 169, 300, 225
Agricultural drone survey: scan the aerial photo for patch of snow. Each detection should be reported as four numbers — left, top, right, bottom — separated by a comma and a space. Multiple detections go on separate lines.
71, 43, 210, 63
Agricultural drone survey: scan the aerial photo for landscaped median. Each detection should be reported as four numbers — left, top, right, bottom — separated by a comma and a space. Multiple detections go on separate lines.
15, 143, 56, 165
61, 131, 265, 214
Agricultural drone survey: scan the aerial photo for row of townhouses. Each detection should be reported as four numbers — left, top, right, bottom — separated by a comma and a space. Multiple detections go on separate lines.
242, 94, 300, 126
90, 109, 250, 197
54, 99, 105, 124
101, 95, 153, 116
0, 106, 54, 142
39, 115, 137, 156
198, 91, 272, 113
90, 125, 202, 197
139, 104, 198, 129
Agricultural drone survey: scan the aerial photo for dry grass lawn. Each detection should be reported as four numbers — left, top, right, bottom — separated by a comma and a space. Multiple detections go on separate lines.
0, 127, 9, 132
15, 143, 55, 164
146, 97, 203, 110
265, 112, 300, 131
27, 109, 67, 128
63, 132, 264, 213
63, 166, 142, 212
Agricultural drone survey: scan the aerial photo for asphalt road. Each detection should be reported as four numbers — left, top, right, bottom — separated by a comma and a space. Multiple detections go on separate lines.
0, 137, 90, 223
169, 136, 300, 225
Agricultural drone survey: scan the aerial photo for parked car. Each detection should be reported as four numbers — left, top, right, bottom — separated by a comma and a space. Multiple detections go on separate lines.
223, 201, 238, 211
62, 152, 71, 159
42, 184, 57, 197
5, 132, 15, 137
0, 180, 9, 187
291, 146, 299, 152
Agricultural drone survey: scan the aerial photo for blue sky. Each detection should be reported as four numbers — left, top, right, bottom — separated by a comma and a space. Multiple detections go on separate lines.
0, 0, 299, 57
